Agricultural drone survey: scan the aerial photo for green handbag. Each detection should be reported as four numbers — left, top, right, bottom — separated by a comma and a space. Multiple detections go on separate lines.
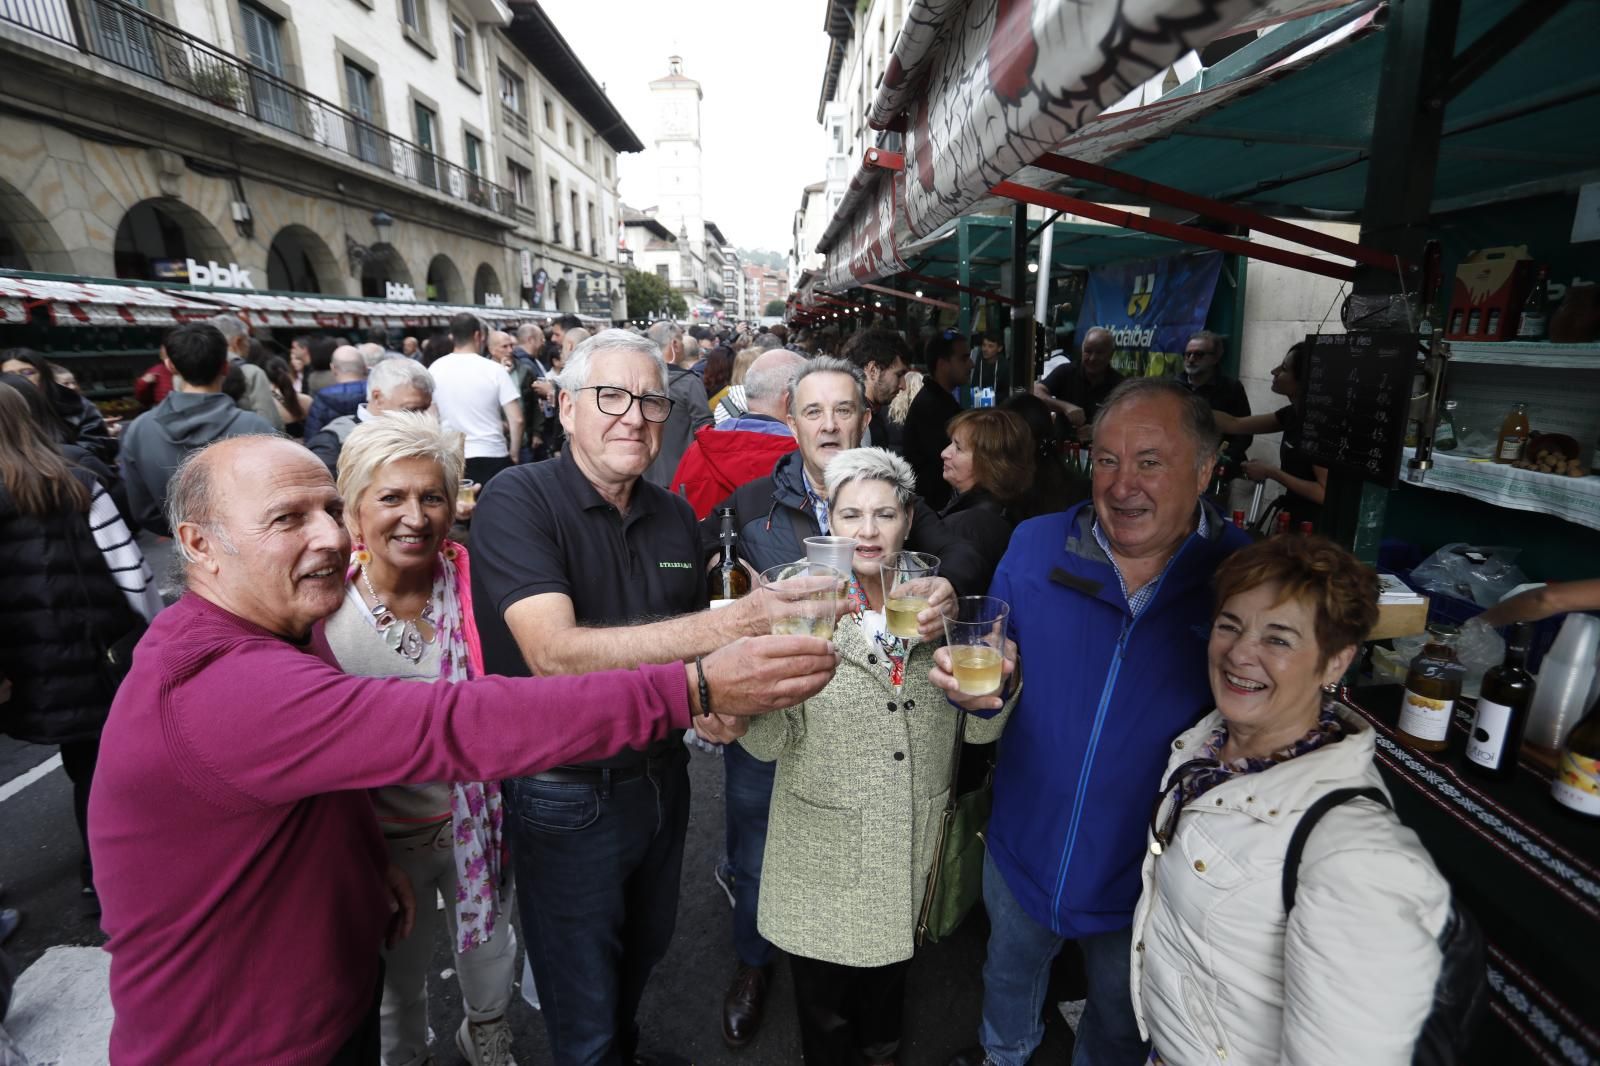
916, 707, 993, 946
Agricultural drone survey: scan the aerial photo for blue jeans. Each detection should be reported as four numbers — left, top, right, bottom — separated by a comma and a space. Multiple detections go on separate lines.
505, 750, 690, 1066
976, 851, 1147, 1066
724, 742, 776, 968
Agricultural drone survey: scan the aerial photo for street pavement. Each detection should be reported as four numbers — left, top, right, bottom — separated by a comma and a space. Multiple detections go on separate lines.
2, 738, 1081, 1064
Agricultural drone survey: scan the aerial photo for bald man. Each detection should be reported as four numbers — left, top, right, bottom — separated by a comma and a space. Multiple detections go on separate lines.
305, 345, 370, 438
90, 435, 837, 1066
1034, 326, 1124, 442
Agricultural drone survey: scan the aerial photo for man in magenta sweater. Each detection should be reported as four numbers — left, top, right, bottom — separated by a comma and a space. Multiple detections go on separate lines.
88, 436, 837, 1066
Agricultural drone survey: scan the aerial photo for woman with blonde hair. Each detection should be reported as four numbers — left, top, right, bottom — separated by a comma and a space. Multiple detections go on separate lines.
742, 446, 1019, 1065
324, 411, 519, 1066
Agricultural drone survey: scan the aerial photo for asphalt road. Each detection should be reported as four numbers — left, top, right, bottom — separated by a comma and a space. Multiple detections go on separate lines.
2, 736, 1081, 1065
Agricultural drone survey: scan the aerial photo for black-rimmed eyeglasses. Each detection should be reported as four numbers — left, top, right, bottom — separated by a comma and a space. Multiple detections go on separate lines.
1147, 757, 1221, 856
575, 386, 674, 424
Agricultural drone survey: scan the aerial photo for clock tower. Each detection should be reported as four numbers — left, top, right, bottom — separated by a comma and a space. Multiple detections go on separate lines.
650, 55, 704, 265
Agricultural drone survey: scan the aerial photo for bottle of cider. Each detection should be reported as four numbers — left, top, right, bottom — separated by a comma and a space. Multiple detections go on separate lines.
1552, 696, 1600, 820
1397, 626, 1463, 753
1463, 623, 1535, 779
708, 507, 749, 609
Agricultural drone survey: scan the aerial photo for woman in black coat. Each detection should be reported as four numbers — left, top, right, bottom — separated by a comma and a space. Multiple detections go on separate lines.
937, 408, 1036, 593
0, 381, 160, 900
0, 348, 117, 463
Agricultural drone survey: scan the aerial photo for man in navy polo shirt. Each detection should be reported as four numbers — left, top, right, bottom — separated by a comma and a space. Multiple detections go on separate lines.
471, 330, 802, 1066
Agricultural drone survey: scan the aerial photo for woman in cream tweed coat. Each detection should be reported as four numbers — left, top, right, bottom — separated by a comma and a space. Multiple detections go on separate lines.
741, 447, 1018, 1066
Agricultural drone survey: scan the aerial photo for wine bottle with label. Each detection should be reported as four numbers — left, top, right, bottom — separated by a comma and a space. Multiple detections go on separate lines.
708, 506, 749, 609
1464, 623, 1536, 779
1397, 627, 1463, 753
1552, 695, 1600, 819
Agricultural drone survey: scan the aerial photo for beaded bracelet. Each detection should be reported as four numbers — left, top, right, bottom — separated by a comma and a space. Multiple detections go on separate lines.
694, 655, 713, 717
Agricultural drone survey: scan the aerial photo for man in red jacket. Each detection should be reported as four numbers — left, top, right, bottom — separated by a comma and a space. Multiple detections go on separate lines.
670, 349, 806, 519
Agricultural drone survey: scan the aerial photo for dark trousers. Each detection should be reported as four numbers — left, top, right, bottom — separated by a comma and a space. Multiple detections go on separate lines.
788, 953, 912, 1066
506, 748, 691, 1066
464, 455, 513, 488
326, 961, 384, 1065
60, 739, 98, 884
724, 741, 776, 968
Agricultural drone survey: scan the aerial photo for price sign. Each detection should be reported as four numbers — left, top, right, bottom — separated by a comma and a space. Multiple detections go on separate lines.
1295, 332, 1418, 488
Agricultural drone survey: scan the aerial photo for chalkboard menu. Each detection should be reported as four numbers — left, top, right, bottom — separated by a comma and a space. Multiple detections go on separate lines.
1295, 332, 1419, 488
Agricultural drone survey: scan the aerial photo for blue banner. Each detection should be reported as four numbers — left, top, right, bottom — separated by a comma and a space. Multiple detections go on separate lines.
1080, 253, 1223, 377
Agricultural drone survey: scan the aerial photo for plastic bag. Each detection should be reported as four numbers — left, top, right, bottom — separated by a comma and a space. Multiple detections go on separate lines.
1410, 544, 1529, 608
1454, 617, 1507, 699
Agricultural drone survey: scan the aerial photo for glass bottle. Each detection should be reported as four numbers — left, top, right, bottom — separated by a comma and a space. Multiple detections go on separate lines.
1463, 623, 1536, 779
1435, 400, 1459, 452
1397, 626, 1464, 753
1494, 402, 1531, 464
1551, 696, 1600, 820
707, 507, 749, 608
1517, 266, 1550, 340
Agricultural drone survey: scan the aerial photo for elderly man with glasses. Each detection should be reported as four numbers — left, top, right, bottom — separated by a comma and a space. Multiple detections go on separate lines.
470, 329, 790, 1066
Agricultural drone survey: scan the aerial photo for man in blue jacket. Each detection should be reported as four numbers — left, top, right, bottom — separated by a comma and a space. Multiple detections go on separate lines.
950, 378, 1249, 1066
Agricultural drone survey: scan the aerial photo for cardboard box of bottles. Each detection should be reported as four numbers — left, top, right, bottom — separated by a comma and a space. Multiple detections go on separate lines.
1445, 245, 1535, 341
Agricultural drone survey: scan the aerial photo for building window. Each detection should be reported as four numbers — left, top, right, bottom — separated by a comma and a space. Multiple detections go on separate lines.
583, 136, 592, 162
569, 190, 580, 249
655, 264, 670, 281
508, 160, 531, 207
543, 98, 554, 130
548, 178, 561, 242
414, 101, 438, 187
343, 60, 381, 165
499, 65, 526, 133
399, 0, 424, 34
464, 132, 482, 174
565, 120, 574, 149
586, 200, 596, 255
239, 2, 293, 130
603, 155, 611, 179
450, 17, 471, 75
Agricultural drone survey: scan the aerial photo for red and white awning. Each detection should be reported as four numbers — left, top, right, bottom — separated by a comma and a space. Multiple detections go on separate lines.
814, 0, 1344, 293
0, 275, 222, 327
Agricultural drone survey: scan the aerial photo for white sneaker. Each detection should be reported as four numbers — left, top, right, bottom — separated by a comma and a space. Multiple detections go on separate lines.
456, 1016, 517, 1066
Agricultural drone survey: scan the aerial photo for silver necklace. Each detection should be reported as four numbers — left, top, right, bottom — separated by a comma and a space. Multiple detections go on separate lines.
359, 565, 437, 663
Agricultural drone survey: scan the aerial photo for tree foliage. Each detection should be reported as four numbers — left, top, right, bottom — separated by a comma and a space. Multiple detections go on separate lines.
762, 299, 786, 317
625, 268, 689, 320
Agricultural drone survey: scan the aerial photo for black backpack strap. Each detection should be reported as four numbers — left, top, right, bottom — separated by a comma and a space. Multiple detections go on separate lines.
1282, 786, 1391, 913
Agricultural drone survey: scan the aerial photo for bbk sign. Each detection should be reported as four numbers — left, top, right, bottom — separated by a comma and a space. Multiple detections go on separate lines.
385, 281, 417, 301
483, 293, 504, 308
186, 258, 255, 289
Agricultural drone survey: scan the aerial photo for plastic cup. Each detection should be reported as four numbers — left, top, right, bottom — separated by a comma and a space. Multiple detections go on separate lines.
879, 551, 940, 640
804, 535, 857, 576
759, 561, 844, 640
457, 479, 478, 507
942, 596, 1010, 696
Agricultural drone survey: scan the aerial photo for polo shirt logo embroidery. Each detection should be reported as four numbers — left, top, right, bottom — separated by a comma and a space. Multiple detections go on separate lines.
658, 561, 693, 570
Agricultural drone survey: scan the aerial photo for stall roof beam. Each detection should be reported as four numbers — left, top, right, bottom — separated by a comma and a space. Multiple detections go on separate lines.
1032, 153, 1397, 271
1434, 0, 1568, 107
860, 282, 959, 312
989, 181, 1357, 282
901, 271, 1021, 307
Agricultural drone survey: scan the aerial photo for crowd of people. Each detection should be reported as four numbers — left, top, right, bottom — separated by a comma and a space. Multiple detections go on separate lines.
0, 313, 1463, 1066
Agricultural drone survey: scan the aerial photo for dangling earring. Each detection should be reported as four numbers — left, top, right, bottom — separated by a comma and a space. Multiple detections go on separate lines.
352, 541, 372, 566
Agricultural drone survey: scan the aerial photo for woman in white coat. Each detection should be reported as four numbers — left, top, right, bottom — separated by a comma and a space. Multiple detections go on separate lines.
1131, 534, 1451, 1065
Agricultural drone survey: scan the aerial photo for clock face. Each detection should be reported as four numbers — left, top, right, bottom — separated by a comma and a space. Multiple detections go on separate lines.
662, 101, 690, 137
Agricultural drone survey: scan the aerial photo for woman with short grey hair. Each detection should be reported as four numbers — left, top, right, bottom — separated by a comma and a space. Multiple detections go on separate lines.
741, 446, 1019, 1066
325, 411, 518, 1066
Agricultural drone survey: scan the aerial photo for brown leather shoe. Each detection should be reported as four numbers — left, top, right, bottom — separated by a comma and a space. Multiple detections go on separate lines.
721, 962, 772, 1048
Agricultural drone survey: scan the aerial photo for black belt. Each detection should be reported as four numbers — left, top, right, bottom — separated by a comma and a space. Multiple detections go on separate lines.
528, 749, 682, 786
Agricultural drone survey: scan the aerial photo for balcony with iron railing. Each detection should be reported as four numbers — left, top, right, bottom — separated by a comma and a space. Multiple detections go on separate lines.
0, 0, 516, 221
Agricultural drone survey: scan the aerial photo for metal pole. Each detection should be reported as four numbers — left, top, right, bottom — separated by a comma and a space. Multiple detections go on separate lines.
1323, 0, 1462, 563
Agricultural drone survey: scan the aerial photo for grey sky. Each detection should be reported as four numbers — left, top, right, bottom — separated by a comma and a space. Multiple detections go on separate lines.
543, 0, 832, 254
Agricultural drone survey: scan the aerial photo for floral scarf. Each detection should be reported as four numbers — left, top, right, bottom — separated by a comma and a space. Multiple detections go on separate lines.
1176, 699, 1349, 809
845, 573, 907, 688
348, 540, 508, 953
